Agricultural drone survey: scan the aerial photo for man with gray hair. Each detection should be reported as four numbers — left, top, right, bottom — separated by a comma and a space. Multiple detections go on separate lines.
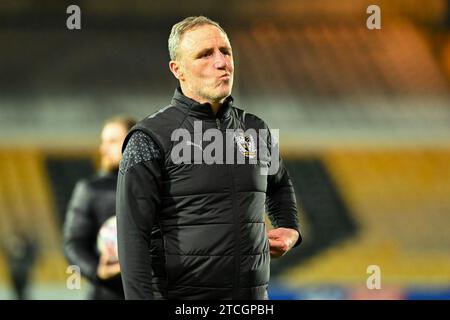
117, 16, 301, 300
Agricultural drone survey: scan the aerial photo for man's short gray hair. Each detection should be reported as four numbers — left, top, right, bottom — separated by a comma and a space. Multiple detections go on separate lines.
168, 16, 228, 61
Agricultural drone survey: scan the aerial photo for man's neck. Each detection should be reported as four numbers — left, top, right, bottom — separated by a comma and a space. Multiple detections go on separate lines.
179, 87, 223, 114
100, 166, 119, 175
209, 102, 221, 115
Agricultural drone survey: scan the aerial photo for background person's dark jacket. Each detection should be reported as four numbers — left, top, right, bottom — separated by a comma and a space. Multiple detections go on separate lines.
117, 88, 301, 300
63, 171, 124, 300
2, 230, 38, 300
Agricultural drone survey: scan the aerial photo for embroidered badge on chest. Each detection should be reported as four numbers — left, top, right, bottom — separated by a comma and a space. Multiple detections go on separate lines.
234, 132, 257, 159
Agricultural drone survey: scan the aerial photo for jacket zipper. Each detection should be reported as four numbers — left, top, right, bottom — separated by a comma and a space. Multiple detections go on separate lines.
229, 156, 240, 299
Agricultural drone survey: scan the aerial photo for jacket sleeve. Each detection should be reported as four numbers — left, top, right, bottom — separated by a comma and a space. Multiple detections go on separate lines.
265, 134, 302, 247
63, 180, 100, 283
116, 130, 163, 300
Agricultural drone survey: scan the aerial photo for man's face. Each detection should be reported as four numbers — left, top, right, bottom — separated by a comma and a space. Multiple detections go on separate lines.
172, 24, 234, 104
99, 122, 128, 172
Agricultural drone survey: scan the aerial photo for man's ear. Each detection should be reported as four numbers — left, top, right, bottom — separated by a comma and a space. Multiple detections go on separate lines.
169, 60, 184, 81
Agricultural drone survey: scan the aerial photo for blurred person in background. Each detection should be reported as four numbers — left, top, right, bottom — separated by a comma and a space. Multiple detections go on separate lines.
117, 16, 301, 300
2, 222, 38, 300
63, 116, 136, 300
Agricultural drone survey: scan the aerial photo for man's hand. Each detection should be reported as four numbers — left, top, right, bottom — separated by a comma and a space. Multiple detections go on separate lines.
97, 243, 121, 280
267, 227, 299, 258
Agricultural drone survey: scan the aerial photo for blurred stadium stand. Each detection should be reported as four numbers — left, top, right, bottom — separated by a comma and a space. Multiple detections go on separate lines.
0, 0, 449, 299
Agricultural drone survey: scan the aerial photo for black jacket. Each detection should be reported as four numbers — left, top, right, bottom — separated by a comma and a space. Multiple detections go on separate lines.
63, 171, 124, 300
117, 88, 301, 300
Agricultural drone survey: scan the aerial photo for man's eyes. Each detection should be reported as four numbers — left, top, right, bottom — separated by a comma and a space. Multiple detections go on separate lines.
196, 51, 212, 59
220, 48, 232, 56
198, 49, 231, 59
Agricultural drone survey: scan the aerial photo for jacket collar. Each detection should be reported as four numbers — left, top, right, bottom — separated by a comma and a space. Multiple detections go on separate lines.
171, 87, 234, 120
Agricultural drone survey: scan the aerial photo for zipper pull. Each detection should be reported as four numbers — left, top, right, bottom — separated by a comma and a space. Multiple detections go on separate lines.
216, 118, 221, 130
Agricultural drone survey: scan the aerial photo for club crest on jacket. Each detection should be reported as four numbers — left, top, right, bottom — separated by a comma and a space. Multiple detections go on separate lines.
234, 132, 256, 159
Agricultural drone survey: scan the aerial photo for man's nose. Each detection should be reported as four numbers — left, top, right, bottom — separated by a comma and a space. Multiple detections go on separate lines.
99, 144, 107, 155
213, 52, 228, 69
